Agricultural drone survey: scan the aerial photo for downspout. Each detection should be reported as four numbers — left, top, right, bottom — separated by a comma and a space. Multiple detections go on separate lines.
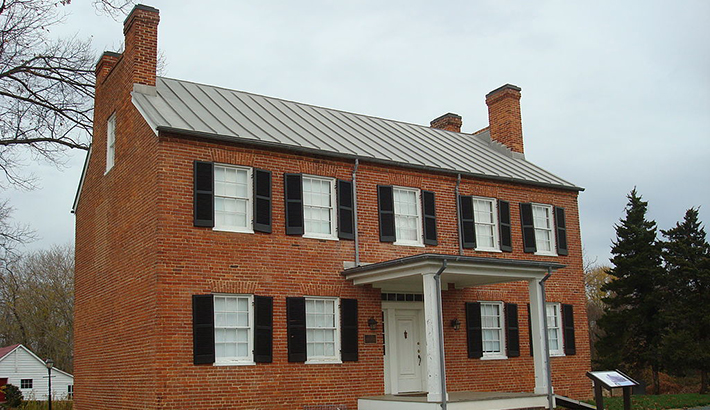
353, 158, 360, 266
540, 269, 554, 410
434, 259, 449, 410
455, 174, 462, 256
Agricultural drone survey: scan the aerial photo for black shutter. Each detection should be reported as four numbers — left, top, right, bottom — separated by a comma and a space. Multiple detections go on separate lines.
377, 185, 396, 242
499, 200, 513, 252
192, 294, 215, 365
422, 190, 438, 246
194, 161, 214, 227
284, 174, 304, 235
254, 296, 273, 363
253, 169, 272, 233
340, 299, 358, 361
337, 180, 355, 240
286, 297, 306, 362
528, 304, 533, 356
520, 203, 536, 253
555, 207, 568, 256
465, 302, 483, 359
505, 303, 520, 357
459, 196, 476, 249
562, 304, 576, 355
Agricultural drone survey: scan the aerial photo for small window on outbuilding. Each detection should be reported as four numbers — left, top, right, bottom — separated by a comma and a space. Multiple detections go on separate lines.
20, 379, 33, 389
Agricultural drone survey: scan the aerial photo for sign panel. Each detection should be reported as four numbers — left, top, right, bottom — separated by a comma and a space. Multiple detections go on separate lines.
587, 370, 638, 388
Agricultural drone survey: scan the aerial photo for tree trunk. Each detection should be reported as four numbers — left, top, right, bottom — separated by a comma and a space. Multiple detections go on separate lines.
652, 365, 660, 395
701, 369, 708, 394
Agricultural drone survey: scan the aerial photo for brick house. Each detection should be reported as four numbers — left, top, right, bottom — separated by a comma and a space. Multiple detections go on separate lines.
73, 4, 591, 410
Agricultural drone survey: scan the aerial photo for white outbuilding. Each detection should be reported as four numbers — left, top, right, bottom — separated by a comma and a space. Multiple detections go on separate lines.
0, 344, 73, 402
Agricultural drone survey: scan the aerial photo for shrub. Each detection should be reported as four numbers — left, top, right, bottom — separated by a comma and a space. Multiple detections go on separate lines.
1, 383, 23, 408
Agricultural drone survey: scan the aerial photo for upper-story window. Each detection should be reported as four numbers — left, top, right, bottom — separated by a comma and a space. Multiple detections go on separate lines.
473, 197, 500, 251
302, 176, 336, 239
532, 204, 556, 255
393, 187, 422, 246
214, 165, 253, 233
105, 113, 116, 173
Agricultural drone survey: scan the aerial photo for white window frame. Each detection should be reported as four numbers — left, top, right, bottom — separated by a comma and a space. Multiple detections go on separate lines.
67, 384, 74, 400
546, 302, 564, 356
472, 197, 500, 252
213, 293, 255, 366
302, 175, 338, 240
393, 186, 423, 247
213, 164, 254, 234
480, 301, 507, 360
532, 203, 557, 256
305, 296, 341, 364
105, 113, 116, 173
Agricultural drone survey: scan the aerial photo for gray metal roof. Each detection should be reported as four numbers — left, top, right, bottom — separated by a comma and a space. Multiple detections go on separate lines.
131, 77, 582, 191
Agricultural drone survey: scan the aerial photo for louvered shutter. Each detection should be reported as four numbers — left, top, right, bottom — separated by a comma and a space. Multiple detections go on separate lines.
377, 185, 396, 242
562, 304, 576, 355
505, 303, 520, 357
459, 196, 476, 249
254, 296, 273, 363
253, 169, 272, 233
422, 190, 437, 246
286, 297, 306, 362
520, 203, 536, 253
194, 161, 214, 227
340, 299, 358, 361
192, 294, 215, 365
555, 207, 568, 256
284, 174, 304, 235
466, 302, 483, 359
498, 200, 513, 252
337, 180, 355, 240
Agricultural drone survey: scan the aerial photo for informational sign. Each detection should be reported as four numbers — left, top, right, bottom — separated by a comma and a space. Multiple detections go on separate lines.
588, 370, 638, 388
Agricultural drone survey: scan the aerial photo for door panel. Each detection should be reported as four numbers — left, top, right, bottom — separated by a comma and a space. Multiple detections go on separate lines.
395, 309, 423, 392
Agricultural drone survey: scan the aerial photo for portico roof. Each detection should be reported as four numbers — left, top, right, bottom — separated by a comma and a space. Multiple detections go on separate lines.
342, 253, 565, 291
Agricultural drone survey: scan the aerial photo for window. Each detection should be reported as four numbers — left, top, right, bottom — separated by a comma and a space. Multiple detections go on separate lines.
473, 197, 499, 251
20, 379, 33, 389
393, 187, 422, 246
305, 297, 340, 363
546, 303, 564, 356
532, 204, 556, 255
214, 164, 253, 233
302, 176, 336, 239
214, 294, 254, 364
67, 385, 73, 400
105, 113, 116, 172
481, 302, 506, 358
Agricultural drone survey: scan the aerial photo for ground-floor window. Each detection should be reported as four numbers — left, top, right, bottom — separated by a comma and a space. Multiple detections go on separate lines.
546, 302, 564, 356
305, 297, 340, 363
481, 301, 506, 358
20, 379, 32, 389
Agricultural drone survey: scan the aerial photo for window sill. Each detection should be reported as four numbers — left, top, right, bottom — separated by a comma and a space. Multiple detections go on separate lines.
534, 251, 558, 257
305, 359, 342, 365
549, 352, 565, 358
475, 248, 502, 253
213, 227, 254, 234
393, 241, 425, 248
480, 354, 508, 360
213, 361, 256, 366
303, 233, 339, 241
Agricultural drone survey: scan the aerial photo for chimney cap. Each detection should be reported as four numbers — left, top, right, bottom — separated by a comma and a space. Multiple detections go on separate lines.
123, 4, 159, 25
486, 84, 521, 99
431, 112, 462, 124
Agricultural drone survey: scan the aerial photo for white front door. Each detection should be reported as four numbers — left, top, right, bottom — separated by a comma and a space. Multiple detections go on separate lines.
394, 309, 424, 392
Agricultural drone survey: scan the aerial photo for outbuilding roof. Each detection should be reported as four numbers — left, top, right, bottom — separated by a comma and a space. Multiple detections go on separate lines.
0, 344, 20, 360
131, 77, 581, 191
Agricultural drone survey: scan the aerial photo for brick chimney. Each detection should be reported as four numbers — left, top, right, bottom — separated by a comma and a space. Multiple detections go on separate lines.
123, 4, 160, 87
430, 113, 462, 133
486, 84, 524, 154
95, 51, 121, 85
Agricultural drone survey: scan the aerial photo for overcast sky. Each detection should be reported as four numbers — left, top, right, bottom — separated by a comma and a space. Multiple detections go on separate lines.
7, 0, 710, 267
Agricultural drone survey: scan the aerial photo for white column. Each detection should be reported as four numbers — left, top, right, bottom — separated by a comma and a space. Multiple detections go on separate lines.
529, 278, 549, 395
422, 273, 444, 402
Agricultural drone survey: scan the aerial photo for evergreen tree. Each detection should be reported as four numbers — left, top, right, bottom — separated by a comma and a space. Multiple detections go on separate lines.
596, 189, 666, 393
660, 208, 710, 393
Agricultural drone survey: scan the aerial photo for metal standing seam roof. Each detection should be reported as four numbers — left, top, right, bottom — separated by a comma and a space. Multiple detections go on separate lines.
131, 77, 582, 191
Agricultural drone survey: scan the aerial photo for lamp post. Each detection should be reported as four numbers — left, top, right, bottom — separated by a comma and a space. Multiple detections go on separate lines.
45, 359, 53, 410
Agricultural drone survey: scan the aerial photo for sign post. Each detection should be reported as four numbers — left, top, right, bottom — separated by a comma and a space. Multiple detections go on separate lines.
586, 370, 639, 410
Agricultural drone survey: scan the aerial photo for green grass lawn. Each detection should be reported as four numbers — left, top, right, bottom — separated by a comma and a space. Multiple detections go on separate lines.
587, 394, 710, 410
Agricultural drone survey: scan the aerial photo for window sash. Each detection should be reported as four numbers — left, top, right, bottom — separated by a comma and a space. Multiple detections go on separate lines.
393, 187, 422, 245
480, 302, 504, 355
302, 176, 336, 239
214, 294, 253, 363
20, 379, 33, 389
546, 303, 563, 355
106, 114, 116, 172
305, 297, 340, 362
532, 204, 556, 254
213, 165, 252, 232
473, 198, 499, 250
